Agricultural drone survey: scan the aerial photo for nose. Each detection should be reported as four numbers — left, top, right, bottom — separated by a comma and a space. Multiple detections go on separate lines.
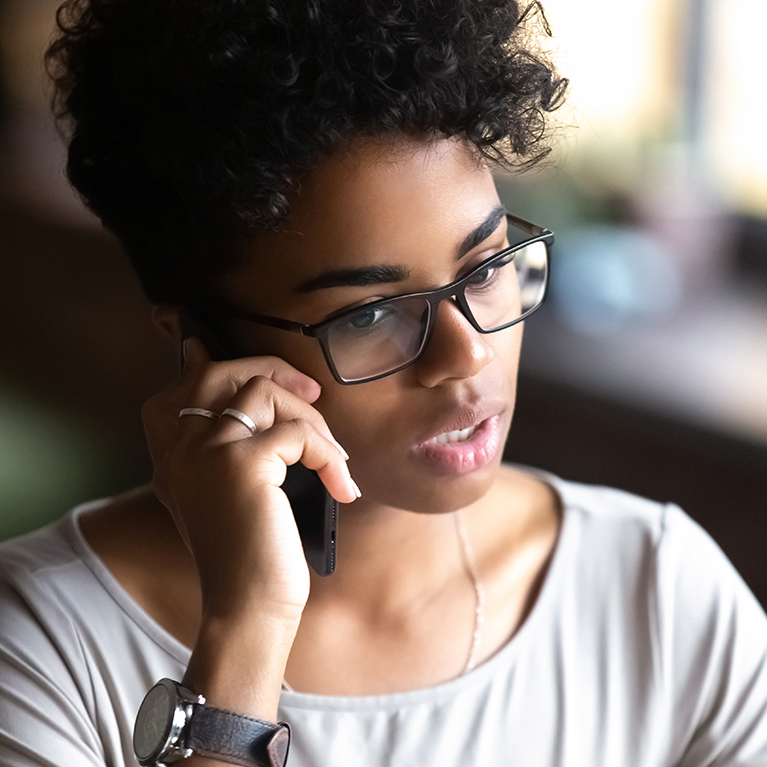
414, 299, 494, 388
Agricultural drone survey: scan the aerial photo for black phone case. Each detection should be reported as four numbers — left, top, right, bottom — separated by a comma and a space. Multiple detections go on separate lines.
179, 308, 337, 575
281, 462, 337, 575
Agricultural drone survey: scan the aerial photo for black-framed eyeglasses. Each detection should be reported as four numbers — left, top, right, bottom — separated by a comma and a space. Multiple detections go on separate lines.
196, 213, 553, 384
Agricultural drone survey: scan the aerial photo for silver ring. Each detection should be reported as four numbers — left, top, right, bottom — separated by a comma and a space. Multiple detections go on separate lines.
179, 407, 219, 421
221, 408, 258, 436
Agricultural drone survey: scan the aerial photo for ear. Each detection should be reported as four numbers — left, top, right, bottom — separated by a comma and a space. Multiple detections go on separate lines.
152, 305, 181, 342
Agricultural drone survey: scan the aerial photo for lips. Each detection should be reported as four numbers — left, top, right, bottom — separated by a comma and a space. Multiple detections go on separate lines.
416, 400, 503, 444
412, 403, 506, 475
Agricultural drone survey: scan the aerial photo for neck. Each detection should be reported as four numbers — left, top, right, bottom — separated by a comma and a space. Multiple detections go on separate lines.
287, 495, 489, 694
307, 497, 471, 612
80, 467, 561, 694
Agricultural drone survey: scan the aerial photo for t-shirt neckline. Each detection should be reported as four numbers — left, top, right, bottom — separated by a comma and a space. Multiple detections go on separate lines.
63, 472, 572, 710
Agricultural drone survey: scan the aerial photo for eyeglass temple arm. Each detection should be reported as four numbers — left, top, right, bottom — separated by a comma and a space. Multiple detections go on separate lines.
505, 212, 549, 239
210, 305, 309, 334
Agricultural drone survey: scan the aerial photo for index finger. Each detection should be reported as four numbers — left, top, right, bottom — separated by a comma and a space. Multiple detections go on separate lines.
183, 337, 321, 404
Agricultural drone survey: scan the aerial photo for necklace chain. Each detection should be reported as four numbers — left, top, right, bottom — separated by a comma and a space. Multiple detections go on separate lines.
455, 509, 485, 674
282, 512, 485, 693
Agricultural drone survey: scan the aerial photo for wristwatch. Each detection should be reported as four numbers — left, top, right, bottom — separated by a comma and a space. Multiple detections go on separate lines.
133, 678, 290, 766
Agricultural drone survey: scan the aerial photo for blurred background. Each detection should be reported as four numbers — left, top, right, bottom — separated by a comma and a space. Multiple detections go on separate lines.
1, 0, 766, 603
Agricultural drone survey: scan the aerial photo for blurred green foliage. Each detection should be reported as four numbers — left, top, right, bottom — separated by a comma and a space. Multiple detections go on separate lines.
0, 384, 143, 541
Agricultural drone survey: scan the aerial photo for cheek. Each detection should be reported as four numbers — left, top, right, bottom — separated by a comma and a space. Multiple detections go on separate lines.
315, 382, 401, 452
314, 381, 418, 504
312, 324, 523, 509
496, 323, 524, 378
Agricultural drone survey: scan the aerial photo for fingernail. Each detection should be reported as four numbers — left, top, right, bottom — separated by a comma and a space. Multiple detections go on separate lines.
351, 479, 362, 499
332, 438, 350, 461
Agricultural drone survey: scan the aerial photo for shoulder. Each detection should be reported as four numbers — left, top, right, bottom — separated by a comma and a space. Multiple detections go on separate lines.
0, 501, 130, 693
0, 495, 189, 664
0, 495, 189, 680
546, 473, 762, 618
0, 499, 130, 625
0, 502, 103, 619
544, 473, 767, 764
552, 474, 671, 535
0, 507, 108, 764
0, 502, 188, 767
550, 474, 759, 609
547, 474, 721, 581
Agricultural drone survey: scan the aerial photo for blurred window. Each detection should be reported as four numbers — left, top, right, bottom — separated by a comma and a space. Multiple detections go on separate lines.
543, 0, 767, 218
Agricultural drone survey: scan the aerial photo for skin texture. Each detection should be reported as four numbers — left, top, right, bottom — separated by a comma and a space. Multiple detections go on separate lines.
221, 136, 520, 514
81, 134, 561, 765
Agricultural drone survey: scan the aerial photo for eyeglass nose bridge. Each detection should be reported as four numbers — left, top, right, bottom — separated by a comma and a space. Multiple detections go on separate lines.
421, 282, 485, 338
408, 285, 486, 369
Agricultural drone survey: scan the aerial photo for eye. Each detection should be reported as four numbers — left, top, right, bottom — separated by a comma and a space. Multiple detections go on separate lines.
467, 265, 495, 287
348, 306, 383, 329
335, 303, 395, 335
465, 251, 515, 292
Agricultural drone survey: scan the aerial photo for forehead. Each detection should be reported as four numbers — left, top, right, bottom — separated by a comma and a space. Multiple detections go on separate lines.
220, 135, 502, 312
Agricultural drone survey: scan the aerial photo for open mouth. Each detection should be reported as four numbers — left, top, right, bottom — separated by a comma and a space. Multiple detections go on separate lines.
427, 425, 478, 446
413, 415, 503, 475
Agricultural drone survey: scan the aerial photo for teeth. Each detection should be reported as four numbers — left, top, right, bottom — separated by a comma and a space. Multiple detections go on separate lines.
432, 425, 477, 445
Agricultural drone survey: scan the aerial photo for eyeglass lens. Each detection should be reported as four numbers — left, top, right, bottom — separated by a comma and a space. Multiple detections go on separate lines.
325, 238, 548, 382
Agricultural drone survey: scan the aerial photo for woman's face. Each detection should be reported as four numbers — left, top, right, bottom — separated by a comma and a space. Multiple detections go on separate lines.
219, 135, 524, 514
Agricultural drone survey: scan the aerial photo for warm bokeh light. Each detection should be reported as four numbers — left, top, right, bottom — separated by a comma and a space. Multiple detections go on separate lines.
541, 0, 767, 217
708, 0, 767, 216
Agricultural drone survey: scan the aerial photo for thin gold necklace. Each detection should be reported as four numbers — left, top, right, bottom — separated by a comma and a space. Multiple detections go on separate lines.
455, 509, 486, 674
281, 512, 485, 693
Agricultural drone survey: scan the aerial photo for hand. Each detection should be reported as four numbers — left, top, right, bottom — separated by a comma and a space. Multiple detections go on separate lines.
142, 337, 359, 624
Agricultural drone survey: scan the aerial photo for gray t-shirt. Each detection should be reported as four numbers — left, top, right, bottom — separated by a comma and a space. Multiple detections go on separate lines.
1, 475, 767, 766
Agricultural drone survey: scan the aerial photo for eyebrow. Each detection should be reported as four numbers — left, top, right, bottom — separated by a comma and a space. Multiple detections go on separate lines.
293, 206, 508, 293
294, 264, 411, 293
455, 206, 507, 260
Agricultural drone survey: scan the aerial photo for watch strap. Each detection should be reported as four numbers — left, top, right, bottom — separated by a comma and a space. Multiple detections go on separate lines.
187, 704, 290, 767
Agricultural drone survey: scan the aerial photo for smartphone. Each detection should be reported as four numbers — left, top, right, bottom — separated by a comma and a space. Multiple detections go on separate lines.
179, 307, 337, 576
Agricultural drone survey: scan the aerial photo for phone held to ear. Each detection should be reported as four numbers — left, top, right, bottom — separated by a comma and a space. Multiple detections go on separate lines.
179, 308, 338, 576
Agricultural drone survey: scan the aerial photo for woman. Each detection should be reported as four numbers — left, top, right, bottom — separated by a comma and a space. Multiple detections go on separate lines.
1, 1, 766, 765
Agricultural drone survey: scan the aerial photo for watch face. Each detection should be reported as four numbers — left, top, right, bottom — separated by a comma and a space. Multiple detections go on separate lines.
133, 682, 175, 763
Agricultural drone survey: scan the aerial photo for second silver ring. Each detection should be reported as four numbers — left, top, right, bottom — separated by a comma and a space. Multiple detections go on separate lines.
221, 407, 258, 436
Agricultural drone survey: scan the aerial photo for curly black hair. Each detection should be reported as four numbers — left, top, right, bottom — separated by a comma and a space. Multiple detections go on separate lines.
47, 0, 567, 304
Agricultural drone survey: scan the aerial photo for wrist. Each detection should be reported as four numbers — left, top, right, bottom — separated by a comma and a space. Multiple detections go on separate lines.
133, 678, 290, 767
200, 586, 307, 628
197, 560, 310, 629
185, 611, 300, 721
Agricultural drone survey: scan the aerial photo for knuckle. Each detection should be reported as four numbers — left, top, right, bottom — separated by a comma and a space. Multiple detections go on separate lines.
290, 417, 315, 439
258, 355, 288, 371
243, 374, 277, 394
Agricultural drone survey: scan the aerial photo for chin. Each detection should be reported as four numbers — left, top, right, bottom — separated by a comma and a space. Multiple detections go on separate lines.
355, 457, 501, 515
